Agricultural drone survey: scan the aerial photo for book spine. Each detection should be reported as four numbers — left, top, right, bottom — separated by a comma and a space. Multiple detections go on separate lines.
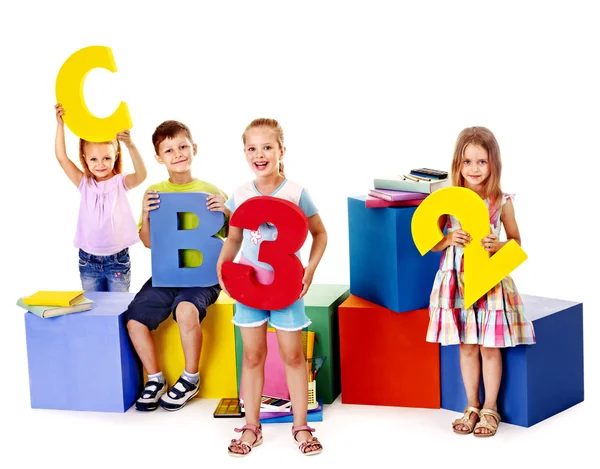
373, 179, 431, 194
369, 190, 392, 201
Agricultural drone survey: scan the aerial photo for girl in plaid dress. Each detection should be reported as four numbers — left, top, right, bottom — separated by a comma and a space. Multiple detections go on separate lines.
426, 126, 536, 437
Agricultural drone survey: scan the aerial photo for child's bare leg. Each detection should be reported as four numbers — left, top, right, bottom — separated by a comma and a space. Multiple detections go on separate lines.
175, 301, 202, 374
456, 343, 481, 432
127, 319, 160, 374
230, 323, 268, 453
277, 329, 320, 453
477, 346, 502, 435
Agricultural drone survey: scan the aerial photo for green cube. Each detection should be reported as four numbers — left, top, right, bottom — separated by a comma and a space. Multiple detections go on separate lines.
234, 284, 350, 404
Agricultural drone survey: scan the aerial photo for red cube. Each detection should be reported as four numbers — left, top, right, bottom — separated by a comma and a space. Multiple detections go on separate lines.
339, 294, 440, 408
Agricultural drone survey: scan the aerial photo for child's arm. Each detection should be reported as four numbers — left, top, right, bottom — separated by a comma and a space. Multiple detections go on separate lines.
139, 190, 160, 248
216, 225, 244, 296
54, 103, 83, 187
482, 198, 521, 253
299, 213, 328, 298
118, 131, 148, 189
500, 199, 521, 245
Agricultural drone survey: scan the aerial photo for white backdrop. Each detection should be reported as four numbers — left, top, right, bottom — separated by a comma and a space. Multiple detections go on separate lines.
1, 1, 598, 467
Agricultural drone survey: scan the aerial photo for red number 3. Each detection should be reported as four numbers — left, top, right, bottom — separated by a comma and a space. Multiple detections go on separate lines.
221, 196, 309, 310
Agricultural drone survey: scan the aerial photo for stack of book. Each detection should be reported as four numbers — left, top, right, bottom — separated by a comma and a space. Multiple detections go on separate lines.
240, 395, 292, 414
16, 290, 93, 318
239, 395, 323, 424
367, 168, 451, 208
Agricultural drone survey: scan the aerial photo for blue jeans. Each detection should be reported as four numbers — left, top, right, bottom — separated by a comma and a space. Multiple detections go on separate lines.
78, 248, 131, 292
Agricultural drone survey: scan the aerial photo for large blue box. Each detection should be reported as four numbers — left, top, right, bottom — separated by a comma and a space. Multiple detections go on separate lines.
440, 294, 584, 427
24, 292, 142, 412
348, 195, 441, 313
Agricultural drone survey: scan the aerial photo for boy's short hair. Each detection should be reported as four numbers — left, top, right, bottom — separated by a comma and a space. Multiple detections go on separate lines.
152, 120, 194, 154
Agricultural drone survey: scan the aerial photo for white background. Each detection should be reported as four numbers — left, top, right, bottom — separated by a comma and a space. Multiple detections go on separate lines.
1, 1, 598, 467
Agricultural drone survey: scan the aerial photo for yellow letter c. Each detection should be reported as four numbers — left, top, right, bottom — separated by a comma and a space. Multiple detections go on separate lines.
55, 46, 132, 142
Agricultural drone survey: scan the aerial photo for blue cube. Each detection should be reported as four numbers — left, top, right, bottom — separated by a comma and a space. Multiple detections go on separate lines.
24, 292, 142, 412
348, 195, 441, 313
440, 294, 584, 427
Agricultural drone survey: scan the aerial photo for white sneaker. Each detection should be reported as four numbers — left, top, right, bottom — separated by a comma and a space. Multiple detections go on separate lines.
159, 376, 199, 411
135, 380, 167, 411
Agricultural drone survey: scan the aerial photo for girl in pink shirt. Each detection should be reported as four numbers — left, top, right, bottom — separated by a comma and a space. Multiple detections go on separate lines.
54, 103, 148, 292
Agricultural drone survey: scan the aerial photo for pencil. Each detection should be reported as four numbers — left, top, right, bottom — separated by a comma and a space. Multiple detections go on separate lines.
409, 174, 432, 181
403, 173, 421, 182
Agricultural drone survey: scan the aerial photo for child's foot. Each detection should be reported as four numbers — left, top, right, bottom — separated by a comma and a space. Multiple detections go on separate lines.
292, 425, 323, 455
474, 408, 501, 437
135, 379, 167, 411
228, 425, 263, 457
159, 375, 199, 411
452, 406, 480, 434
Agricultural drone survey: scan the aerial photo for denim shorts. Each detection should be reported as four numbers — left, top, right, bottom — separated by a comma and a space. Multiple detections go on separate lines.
78, 248, 131, 292
124, 277, 221, 330
233, 298, 312, 331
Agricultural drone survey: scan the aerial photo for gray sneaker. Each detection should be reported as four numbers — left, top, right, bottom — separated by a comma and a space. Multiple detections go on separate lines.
159, 376, 199, 411
135, 380, 167, 411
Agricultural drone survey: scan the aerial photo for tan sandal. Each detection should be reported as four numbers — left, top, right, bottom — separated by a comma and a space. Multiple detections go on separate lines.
452, 406, 480, 435
227, 424, 263, 457
473, 408, 501, 437
292, 425, 323, 455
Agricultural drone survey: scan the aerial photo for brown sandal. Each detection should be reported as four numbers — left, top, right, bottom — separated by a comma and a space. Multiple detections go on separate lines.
452, 406, 480, 435
227, 424, 263, 457
473, 408, 501, 437
292, 425, 323, 455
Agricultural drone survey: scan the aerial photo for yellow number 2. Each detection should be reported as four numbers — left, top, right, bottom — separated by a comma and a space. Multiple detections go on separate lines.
411, 187, 527, 308
55, 46, 132, 142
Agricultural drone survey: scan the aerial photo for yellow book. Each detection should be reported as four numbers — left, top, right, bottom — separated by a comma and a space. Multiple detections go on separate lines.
23, 290, 85, 307
306, 331, 315, 360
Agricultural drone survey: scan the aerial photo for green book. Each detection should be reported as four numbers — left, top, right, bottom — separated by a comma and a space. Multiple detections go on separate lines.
373, 175, 450, 194
16, 297, 93, 318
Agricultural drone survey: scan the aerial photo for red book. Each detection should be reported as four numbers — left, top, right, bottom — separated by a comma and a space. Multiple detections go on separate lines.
368, 188, 428, 202
365, 195, 423, 208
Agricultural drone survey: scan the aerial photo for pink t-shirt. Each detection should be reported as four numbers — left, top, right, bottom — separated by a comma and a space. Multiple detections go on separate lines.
74, 174, 139, 255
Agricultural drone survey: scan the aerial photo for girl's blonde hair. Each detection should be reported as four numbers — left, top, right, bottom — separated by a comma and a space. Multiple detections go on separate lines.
451, 126, 502, 206
79, 138, 122, 182
242, 118, 285, 177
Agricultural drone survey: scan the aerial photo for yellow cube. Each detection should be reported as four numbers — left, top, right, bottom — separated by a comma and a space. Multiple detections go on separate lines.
145, 291, 237, 398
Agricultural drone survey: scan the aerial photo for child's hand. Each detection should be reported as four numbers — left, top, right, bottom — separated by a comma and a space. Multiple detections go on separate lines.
55, 103, 65, 123
143, 190, 160, 218
299, 265, 315, 298
481, 233, 500, 253
447, 229, 471, 247
117, 130, 134, 147
206, 194, 227, 213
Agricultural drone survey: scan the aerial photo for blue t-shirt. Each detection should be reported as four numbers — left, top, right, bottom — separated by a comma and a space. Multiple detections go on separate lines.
224, 179, 318, 272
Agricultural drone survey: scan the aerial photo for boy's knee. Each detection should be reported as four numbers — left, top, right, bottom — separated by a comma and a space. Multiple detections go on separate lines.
175, 302, 201, 327
127, 319, 148, 335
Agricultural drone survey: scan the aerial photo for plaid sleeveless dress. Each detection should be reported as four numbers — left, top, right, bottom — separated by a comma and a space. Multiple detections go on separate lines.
425, 193, 536, 347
